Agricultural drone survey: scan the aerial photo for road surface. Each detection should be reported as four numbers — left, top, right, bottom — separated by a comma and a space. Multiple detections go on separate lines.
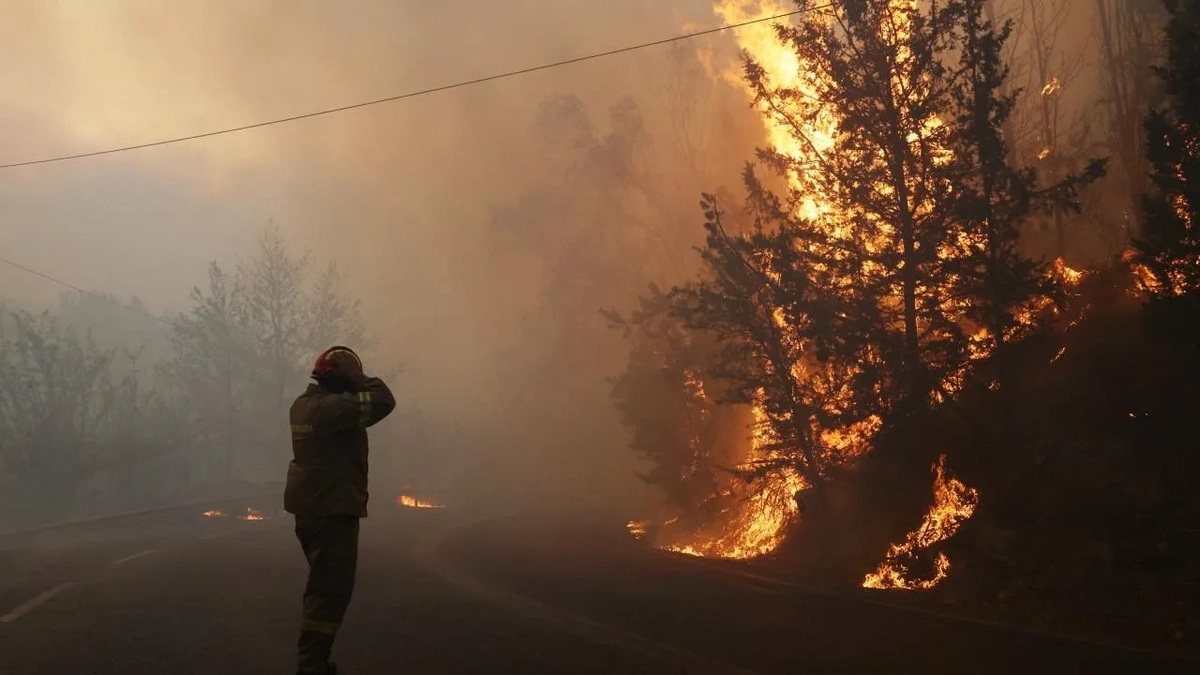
0, 497, 1194, 674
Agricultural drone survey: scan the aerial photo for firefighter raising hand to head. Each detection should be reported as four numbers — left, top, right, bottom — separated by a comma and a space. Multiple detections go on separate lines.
285, 346, 396, 675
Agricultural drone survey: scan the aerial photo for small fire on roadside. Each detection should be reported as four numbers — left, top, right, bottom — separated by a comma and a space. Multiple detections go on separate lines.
397, 495, 444, 509
238, 508, 265, 521
202, 510, 226, 518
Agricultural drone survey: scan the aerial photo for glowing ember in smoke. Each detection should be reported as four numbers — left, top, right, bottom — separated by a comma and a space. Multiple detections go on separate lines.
202, 510, 226, 518
1041, 76, 1062, 97
397, 495, 444, 509
626, 520, 649, 539
1037, 147, 1052, 160
862, 454, 979, 590
238, 508, 265, 521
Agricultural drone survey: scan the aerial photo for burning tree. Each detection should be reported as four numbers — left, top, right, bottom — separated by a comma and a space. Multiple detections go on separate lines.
1131, 0, 1200, 301
686, 0, 1070, 450
721, 0, 1067, 412
618, 1, 1098, 577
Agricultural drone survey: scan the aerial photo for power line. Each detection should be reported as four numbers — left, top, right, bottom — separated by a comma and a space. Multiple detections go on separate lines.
0, 7, 827, 170
0, 254, 172, 327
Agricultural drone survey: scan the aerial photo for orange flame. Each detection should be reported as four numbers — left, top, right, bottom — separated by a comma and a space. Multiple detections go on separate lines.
202, 509, 226, 518
862, 454, 979, 590
397, 495, 444, 509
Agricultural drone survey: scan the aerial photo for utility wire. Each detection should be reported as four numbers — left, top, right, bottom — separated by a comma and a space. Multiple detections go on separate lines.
0, 254, 173, 327
0, 6, 829, 170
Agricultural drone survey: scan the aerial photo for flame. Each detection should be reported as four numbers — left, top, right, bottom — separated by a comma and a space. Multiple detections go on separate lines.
647, 397, 807, 560
1053, 257, 1086, 285
202, 509, 226, 518
397, 494, 444, 509
238, 507, 264, 521
862, 454, 979, 589
1040, 76, 1062, 97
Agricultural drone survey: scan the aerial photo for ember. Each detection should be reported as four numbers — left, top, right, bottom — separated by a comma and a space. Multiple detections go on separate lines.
238, 508, 265, 521
202, 510, 226, 518
626, 520, 649, 539
862, 455, 979, 590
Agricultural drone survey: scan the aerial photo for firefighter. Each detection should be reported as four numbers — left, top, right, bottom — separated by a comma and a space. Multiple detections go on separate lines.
285, 345, 396, 675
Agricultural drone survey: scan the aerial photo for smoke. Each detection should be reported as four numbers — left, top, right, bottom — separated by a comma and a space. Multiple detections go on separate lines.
0, 1, 765, 514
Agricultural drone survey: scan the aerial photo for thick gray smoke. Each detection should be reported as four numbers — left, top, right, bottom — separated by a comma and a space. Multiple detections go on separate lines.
0, 1, 764, 521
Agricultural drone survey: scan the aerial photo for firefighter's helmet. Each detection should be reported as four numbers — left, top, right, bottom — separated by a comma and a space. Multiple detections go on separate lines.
312, 345, 363, 380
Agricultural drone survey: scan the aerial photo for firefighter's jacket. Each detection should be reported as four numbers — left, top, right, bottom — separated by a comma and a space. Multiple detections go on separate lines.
284, 377, 396, 517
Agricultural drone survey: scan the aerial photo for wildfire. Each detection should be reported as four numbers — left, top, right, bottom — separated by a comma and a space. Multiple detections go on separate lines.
1041, 76, 1062, 97
397, 495, 444, 509
628, 0, 911, 562
202, 510, 225, 518
643, 397, 807, 560
631, 1, 1005, 573
1053, 257, 1086, 285
238, 507, 265, 521
862, 454, 979, 590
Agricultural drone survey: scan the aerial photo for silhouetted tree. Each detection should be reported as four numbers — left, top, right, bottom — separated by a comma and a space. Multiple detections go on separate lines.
671, 194, 882, 492
658, 0, 1087, 492
606, 286, 736, 518
161, 263, 258, 481
238, 222, 311, 440
1094, 0, 1168, 238
305, 261, 368, 356
946, 2, 1095, 367
1132, 0, 1200, 313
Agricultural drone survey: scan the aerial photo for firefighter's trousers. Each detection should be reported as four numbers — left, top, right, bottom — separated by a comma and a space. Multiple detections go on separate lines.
295, 515, 360, 674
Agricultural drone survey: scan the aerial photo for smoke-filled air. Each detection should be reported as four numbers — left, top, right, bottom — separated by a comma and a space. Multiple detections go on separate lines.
1, 0, 1197, 667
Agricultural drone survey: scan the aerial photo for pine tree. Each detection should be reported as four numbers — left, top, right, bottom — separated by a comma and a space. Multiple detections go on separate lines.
945, 0, 1062, 372
670, 192, 883, 492
740, 0, 975, 410
665, 0, 1087, 487
1133, 0, 1200, 303
605, 286, 733, 518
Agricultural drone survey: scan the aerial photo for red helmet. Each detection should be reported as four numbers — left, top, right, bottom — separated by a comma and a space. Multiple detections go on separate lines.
312, 345, 362, 379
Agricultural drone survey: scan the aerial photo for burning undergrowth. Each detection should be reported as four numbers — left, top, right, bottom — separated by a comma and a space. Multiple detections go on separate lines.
862, 454, 980, 589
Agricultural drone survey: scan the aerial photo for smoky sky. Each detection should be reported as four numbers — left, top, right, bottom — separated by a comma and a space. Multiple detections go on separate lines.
0, 0, 751, 510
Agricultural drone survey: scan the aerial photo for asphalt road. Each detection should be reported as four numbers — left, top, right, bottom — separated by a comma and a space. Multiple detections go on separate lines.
0, 498, 1195, 675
